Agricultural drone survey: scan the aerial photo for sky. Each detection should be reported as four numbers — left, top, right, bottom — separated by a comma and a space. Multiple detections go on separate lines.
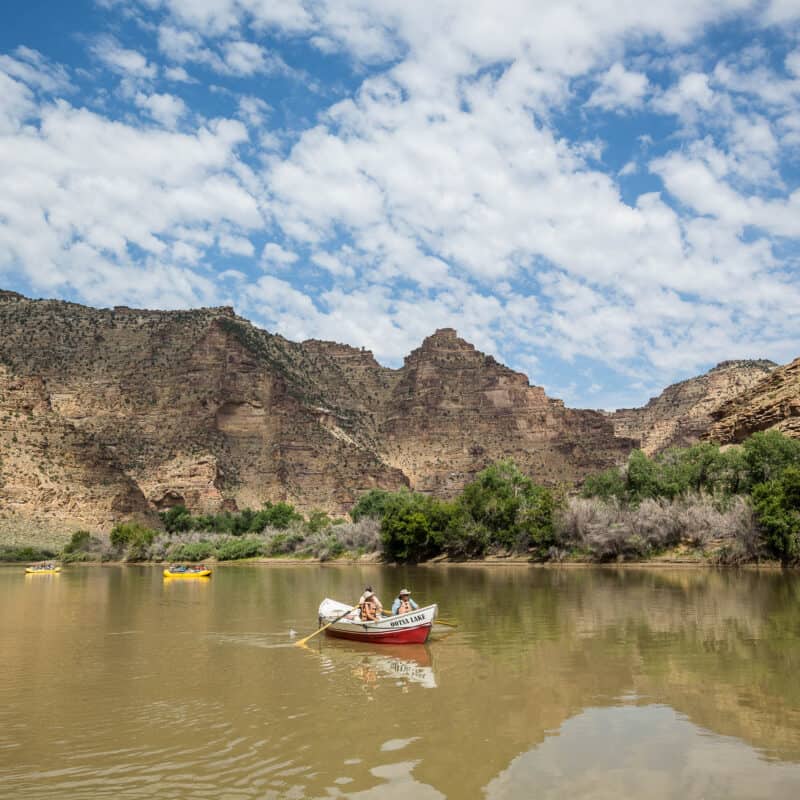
1, 1, 799, 410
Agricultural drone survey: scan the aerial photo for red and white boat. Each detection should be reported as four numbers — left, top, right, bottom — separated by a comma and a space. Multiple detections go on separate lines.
318, 598, 438, 644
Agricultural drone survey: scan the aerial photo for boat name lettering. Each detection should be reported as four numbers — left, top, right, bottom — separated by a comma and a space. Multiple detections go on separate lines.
389, 613, 425, 628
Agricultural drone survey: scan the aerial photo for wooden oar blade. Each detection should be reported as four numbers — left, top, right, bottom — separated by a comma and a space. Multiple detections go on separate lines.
295, 605, 356, 646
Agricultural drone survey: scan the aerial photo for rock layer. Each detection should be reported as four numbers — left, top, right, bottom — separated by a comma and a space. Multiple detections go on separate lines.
1, 291, 796, 541
0, 295, 634, 536
707, 357, 800, 443
610, 360, 777, 455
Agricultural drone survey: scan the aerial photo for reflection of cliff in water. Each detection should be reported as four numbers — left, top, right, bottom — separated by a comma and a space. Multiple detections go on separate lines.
398, 566, 800, 795
483, 705, 800, 800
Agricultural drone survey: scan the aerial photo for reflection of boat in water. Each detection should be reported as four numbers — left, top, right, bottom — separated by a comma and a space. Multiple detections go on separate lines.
318, 598, 438, 644
25, 564, 61, 574
368, 645, 437, 689
163, 565, 212, 578
322, 641, 438, 689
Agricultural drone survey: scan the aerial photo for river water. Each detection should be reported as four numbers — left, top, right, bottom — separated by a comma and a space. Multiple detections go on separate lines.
2, 564, 800, 798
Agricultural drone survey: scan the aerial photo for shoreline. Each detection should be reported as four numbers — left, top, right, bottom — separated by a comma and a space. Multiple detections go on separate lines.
1, 555, 788, 569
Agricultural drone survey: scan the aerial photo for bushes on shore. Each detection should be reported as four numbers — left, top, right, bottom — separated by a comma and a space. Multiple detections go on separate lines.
751, 467, 800, 565
576, 431, 800, 564
94, 517, 383, 563
0, 545, 57, 562
350, 461, 560, 562
159, 501, 303, 535
582, 432, 800, 504
4, 431, 796, 566
555, 494, 759, 563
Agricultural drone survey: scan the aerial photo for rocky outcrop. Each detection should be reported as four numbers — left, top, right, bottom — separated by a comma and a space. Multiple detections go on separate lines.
610, 360, 777, 455
707, 357, 800, 443
378, 329, 634, 494
1, 290, 795, 542
0, 365, 154, 538
0, 295, 635, 536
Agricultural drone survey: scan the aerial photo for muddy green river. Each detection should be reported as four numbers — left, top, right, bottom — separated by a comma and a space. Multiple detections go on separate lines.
2, 564, 800, 798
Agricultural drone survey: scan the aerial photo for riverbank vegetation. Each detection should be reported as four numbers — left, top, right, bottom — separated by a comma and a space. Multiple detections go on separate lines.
566, 432, 800, 565
2, 432, 798, 566
349, 431, 800, 565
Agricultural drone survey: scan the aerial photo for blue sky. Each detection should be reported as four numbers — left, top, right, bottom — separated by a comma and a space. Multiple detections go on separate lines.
1, 1, 799, 409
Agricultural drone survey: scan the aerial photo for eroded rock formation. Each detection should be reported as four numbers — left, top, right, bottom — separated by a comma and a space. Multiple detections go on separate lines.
707, 357, 800, 443
1, 290, 796, 542
610, 360, 777, 455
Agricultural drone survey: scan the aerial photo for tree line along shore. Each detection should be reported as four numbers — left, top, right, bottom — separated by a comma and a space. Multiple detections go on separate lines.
2, 431, 799, 567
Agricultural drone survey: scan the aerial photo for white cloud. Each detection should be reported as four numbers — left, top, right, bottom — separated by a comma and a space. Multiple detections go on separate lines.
164, 65, 193, 82
0, 71, 35, 134
652, 71, 716, 123
222, 40, 268, 75
762, 0, 800, 24
0, 46, 73, 93
0, 95, 262, 308
587, 63, 649, 111
237, 95, 271, 127
261, 242, 298, 266
4, 0, 800, 405
218, 233, 255, 256
134, 91, 188, 127
92, 36, 158, 79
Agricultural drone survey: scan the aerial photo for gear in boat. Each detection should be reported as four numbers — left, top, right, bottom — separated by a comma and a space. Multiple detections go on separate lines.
163, 564, 212, 578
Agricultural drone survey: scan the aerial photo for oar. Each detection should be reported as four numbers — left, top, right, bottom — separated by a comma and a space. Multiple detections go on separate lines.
434, 619, 459, 627
295, 605, 357, 647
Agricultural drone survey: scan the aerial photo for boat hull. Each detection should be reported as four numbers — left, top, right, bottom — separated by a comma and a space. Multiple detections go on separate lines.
318, 599, 437, 645
25, 568, 61, 574
325, 624, 432, 644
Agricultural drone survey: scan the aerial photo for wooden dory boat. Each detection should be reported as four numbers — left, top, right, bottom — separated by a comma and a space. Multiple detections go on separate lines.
318, 598, 438, 644
25, 565, 61, 574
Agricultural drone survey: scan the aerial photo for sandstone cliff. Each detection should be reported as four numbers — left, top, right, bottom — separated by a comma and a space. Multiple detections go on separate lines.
0, 364, 154, 546
378, 329, 634, 494
0, 294, 635, 538
707, 357, 800, 443
2, 291, 795, 543
610, 360, 776, 455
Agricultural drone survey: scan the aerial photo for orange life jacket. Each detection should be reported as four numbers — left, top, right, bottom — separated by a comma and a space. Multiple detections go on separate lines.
398, 598, 412, 614
361, 599, 377, 621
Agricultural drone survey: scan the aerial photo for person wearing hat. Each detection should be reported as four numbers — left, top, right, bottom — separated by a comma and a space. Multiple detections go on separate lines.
358, 585, 383, 621
391, 588, 419, 616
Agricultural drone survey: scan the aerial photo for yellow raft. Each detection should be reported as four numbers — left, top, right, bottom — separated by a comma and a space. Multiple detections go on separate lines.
163, 568, 212, 578
25, 566, 62, 574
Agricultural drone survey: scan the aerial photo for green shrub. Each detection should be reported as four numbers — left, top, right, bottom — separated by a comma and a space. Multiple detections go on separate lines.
110, 522, 158, 561
350, 489, 395, 522
581, 468, 626, 501
214, 537, 264, 560
380, 493, 450, 562
159, 501, 304, 534
456, 461, 558, 554
264, 530, 305, 555
753, 466, 800, 565
168, 541, 214, 561
0, 546, 56, 562
579, 433, 800, 506
441, 512, 489, 559
63, 530, 92, 554
742, 431, 800, 490
159, 505, 192, 533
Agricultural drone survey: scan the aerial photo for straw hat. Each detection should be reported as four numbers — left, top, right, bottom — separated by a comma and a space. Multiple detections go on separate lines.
399, 588, 411, 596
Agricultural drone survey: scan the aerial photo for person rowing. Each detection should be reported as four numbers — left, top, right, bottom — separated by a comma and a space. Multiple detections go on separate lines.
358, 586, 383, 621
391, 588, 419, 615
